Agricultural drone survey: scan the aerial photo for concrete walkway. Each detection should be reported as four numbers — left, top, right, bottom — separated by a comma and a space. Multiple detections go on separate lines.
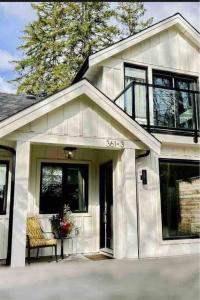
0, 255, 199, 300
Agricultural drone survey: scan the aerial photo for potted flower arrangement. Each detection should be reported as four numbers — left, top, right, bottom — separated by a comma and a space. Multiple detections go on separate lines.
50, 204, 75, 238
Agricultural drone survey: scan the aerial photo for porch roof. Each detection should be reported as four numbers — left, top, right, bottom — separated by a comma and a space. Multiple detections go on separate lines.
0, 79, 161, 154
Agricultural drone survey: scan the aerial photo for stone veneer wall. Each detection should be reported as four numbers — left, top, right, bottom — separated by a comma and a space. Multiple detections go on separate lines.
178, 177, 200, 235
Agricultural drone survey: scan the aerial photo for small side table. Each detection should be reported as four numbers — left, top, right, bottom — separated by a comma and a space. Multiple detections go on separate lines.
56, 228, 80, 259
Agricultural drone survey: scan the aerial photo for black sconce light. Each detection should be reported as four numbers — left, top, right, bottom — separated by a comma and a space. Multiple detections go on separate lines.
64, 147, 77, 159
140, 169, 147, 185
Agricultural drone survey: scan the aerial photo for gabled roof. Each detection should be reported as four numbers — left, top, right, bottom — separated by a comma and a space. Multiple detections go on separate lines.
0, 93, 43, 122
73, 13, 200, 83
0, 79, 161, 154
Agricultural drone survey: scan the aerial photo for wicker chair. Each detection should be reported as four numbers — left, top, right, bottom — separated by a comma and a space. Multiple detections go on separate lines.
26, 216, 58, 264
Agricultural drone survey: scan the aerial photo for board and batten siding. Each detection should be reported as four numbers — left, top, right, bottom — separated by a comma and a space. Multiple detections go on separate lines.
16, 95, 135, 145
90, 27, 200, 99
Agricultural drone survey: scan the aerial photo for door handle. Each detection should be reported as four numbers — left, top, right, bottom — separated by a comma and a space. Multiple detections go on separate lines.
104, 211, 107, 224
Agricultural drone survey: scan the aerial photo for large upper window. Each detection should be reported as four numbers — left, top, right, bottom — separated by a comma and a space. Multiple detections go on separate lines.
124, 64, 147, 120
0, 161, 9, 215
153, 71, 197, 129
159, 159, 200, 240
40, 163, 88, 214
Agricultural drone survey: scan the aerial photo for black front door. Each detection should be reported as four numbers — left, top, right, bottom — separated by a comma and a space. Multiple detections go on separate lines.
100, 161, 113, 251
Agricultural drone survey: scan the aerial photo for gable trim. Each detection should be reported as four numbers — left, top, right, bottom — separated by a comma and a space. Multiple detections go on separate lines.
0, 79, 160, 154
89, 14, 199, 68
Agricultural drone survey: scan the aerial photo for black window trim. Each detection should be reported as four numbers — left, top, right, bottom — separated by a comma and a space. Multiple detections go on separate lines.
0, 160, 9, 215
152, 69, 199, 89
159, 158, 200, 241
39, 161, 89, 214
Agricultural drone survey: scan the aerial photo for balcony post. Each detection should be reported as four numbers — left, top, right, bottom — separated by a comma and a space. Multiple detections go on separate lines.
132, 82, 135, 119
146, 82, 150, 132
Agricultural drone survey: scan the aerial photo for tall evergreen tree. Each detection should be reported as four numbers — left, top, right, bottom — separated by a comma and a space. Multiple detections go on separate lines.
13, 2, 118, 96
12, 2, 152, 96
117, 2, 153, 37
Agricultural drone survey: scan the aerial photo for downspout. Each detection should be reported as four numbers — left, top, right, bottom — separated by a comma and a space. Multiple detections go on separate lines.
135, 150, 150, 259
0, 145, 16, 266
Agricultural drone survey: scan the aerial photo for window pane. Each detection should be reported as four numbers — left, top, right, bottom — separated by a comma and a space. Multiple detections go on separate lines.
153, 88, 176, 127
40, 165, 63, 214
65, 165, 88, 213
40, 163, 88, 214
124, 66, 147, 120
125, 67, 146, 83
160, 160, 200, 240
0, 162, 8, 215
153, 75, 172, 87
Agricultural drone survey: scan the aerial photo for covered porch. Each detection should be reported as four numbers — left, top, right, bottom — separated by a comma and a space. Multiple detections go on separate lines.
0, 80, 160, 267
1, 141, 139, 267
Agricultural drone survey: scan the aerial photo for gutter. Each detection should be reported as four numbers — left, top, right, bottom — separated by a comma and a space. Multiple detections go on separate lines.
0, 145, 16, 266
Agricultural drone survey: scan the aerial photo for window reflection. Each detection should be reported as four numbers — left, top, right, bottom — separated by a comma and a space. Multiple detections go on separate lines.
40, 163, 88, 214
159, 160, 200, 240
153, 72, 197, 129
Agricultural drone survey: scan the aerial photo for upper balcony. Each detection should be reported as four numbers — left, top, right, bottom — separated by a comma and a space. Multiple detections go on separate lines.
114, 81, 200, 143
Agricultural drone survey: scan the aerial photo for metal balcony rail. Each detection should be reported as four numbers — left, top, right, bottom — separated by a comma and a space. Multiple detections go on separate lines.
114, 81, 200, 143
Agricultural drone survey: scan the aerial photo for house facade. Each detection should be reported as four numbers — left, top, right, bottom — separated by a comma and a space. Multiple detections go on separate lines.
0, 13, 199, 267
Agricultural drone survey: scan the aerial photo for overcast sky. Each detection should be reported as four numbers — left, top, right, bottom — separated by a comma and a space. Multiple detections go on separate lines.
0, 2, 199, 94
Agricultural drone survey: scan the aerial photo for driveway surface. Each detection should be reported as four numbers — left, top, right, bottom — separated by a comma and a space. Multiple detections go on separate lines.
0, 255, 199, 300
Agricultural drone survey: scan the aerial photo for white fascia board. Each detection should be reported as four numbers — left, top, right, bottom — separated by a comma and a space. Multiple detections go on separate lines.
0, 80, 85, 138
0, 80, 161, 154
89, 15, 199, 67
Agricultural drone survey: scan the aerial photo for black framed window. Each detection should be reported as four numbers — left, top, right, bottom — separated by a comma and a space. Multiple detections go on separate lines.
153, 71, 198, 129
40, 163, 88, 214
124, 64, 147, 119
0, 161, 9, 215
159, 159, 200, 240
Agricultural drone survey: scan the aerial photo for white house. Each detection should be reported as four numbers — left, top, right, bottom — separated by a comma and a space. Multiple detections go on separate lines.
0, 13, 199, 267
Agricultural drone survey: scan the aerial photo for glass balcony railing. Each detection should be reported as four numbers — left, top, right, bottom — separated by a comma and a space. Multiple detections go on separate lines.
114, 81, 200, 143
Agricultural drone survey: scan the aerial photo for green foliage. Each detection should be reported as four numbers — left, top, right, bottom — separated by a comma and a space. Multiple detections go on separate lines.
117, 2, 153, 36
12, 2, 153, 96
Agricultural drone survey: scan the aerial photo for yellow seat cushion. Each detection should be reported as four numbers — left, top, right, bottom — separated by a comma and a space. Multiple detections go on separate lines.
29, 238, 57, 248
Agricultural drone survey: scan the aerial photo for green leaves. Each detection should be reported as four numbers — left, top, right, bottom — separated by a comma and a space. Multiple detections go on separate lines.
13, 2, 153, 96
117, 2, 153, 36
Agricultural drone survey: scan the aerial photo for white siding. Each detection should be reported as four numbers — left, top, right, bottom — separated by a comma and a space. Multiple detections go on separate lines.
90, 27, 200, 99
16, 96, 134, 143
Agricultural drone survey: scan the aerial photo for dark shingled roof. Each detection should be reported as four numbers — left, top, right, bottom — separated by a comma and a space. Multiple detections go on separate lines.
0, 92, 43, 122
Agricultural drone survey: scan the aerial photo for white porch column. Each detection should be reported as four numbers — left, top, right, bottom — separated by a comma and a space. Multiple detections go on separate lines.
11, 141, 30, 267
113, 151, 125, 259
122, 148, 138, 258
136, 151, 160, 258
113, 149, 138, 259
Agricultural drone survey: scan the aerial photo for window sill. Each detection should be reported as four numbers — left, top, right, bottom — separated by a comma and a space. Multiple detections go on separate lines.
160, 238, 200, 246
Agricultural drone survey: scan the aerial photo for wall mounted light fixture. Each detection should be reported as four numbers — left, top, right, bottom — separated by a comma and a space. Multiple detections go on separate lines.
141, 169, 147, 185
64, 147, 77, 159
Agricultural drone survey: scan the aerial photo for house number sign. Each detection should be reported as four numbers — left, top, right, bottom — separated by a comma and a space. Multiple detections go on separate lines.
105, 139, 124, 148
